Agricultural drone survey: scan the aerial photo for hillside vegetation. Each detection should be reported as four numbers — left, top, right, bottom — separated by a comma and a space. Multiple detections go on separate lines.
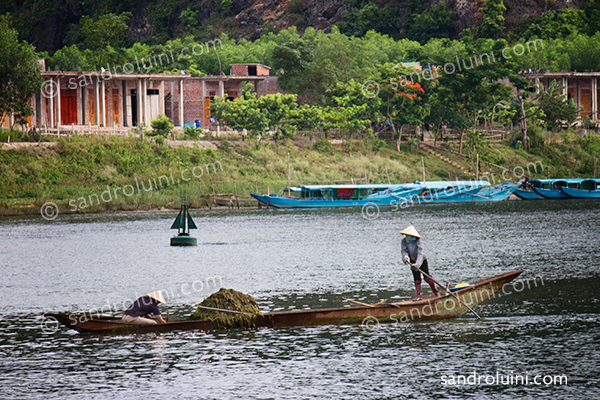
1, 130, 598, 216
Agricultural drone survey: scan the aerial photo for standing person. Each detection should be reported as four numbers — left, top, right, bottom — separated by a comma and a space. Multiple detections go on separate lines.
400, 226, 440, 301
122, 290, 167, 325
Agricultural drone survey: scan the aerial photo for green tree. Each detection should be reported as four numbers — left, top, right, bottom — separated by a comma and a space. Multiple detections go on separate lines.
0, 17, 42, 129
322, 96, 370, 149
519, 9, 585, 40
405, 2, 456, 44
424, 34, 515, 152
256, 93, 299, 139
337, 1, 399, 39
150, 114, 174, 137
478, 0, 506, 39
64, 13, 131, 67
537, 79, 579, 130
271, 32, 335, 103
583, 0, 600, 36
211, 94, 269, 136
45, 44, 91, 71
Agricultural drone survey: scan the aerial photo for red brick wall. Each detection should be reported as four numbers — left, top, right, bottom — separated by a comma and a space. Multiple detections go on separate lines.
256, 65, 270, 76
231, 64, 270, 76
231, 64, 248, 76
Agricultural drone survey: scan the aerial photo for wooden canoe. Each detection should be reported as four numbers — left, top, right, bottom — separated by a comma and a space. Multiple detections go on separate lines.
46, 270, 523, 335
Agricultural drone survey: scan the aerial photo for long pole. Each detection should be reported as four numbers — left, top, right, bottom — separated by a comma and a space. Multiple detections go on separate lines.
193, 305, 250, 315
415, 266, 483, 321
476, 153, 479, 182
421, 157, 425, 182
287, 152, 291, 197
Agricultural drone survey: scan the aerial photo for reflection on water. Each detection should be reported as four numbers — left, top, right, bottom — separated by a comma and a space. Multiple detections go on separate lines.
0, 200, 599, 399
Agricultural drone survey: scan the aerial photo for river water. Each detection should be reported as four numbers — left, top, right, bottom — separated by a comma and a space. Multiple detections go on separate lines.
0, 200, 598, 399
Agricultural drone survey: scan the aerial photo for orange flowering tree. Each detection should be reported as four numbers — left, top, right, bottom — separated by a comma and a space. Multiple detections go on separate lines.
375, 63, 430, 152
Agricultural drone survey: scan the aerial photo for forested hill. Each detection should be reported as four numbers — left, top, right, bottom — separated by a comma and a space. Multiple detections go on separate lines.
1, 0, 598, 54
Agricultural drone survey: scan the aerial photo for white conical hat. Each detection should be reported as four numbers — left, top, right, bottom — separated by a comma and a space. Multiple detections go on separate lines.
400, 225, 420, 238
146, 290, 166, 304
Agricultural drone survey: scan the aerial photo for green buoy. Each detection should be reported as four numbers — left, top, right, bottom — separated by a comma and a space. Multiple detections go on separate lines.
170, 198, 198, 246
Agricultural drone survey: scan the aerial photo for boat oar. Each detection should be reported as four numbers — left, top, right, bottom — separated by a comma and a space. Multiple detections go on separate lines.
414, 266, 484, 321
342, 298, 389, 307
342, 298, 374, 307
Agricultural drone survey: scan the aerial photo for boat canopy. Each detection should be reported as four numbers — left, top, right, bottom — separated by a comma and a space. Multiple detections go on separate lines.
299, 180, 489, 191
299, 184, 407, 190
530, 178, 585, 189
413, 180, 490, 189
581, 179, 600, 190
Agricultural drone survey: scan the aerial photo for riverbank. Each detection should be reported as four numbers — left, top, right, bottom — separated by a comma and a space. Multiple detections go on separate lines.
1, 131, 598, 217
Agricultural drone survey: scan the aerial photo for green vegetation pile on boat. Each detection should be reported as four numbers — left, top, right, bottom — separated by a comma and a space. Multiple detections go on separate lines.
250, 180, 519, 208
515, 178, 600, 200
46, 270, 523, 335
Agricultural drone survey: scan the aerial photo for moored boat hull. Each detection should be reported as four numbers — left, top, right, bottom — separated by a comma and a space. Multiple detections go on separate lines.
514, 189, 544, 200
251, 187, 422, 209
412, 182, 520, 204
531, 186, 572, 199
560, 187, 600, 198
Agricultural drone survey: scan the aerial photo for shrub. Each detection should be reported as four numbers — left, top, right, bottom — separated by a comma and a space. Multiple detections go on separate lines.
184, 125, 202, 140
150, 114, 174, 137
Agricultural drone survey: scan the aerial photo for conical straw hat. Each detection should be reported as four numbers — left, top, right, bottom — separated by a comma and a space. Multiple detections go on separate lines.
146, 290, 166, 304
399, 225, 420, 238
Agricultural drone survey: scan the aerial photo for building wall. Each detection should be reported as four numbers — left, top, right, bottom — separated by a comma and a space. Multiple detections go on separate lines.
231, 64, 270, 76
256, 76, 284, 97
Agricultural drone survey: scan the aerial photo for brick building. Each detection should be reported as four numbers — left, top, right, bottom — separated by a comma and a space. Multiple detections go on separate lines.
29, 69, 189, 130
526, 72, 600, 120
6, 62, 283, 132
165, 63, 284, 128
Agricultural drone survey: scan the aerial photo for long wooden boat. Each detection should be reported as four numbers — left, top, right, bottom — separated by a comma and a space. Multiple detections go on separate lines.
530, 178, 585, 199
46, 270, 523, 335
559, 179, 600, 198
514, 179, 547, 200
411, 182, 520, 204
250, 180, 490, 209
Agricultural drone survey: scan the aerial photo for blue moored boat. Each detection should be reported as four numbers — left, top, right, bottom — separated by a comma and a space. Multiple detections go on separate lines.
251, 180, 495, 209
559, 179, 600, 198
514, 179, 549, 200
411, 181, 520, 203
251, 183, 423, 208
531, 178, 586, 199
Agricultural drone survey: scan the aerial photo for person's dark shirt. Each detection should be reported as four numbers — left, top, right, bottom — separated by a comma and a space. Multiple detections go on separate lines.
124, 296, 161, 317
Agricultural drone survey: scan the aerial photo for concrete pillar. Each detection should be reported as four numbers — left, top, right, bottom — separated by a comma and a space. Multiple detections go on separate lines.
179, 79, 184, 127
100, 79, 106, 127
592, 77, 598, 121
562, 77, 568, 98
159, 81, 165, 116
218, 80, 225, 98
136, 79, 142, 126
56, 77, 61, 127
48, 79, 55, 128
170, 81, 175, 122
141, 79, 147, 126
94, 78, 100, 126
77, 85, 83, 125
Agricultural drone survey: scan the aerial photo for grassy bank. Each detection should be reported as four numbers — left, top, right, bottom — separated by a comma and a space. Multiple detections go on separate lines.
1, 130, 598, 217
